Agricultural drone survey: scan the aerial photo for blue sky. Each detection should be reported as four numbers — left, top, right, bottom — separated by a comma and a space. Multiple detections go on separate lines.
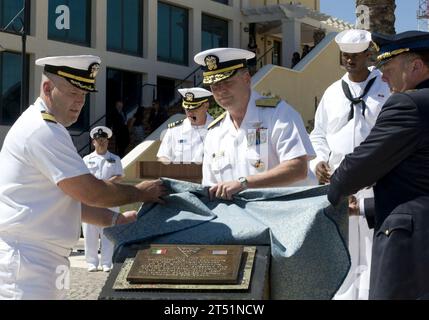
320, 0, 421, 32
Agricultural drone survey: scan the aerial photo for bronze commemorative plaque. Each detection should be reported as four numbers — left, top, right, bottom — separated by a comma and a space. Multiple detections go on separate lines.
126, 244, 243, 284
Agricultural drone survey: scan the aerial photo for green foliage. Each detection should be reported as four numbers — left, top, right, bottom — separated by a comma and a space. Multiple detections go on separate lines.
208, 99, 225, 119
306, 119, 314, 134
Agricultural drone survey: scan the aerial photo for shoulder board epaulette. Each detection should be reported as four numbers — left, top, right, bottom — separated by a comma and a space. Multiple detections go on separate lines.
255, 97, 281, 108
208, 112, 227, 130
168, 119, 184, 129
41, 111, 57, 124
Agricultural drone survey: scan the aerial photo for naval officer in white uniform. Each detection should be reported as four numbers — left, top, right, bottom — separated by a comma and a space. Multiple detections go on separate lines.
194, 48, 315, 200
0, 55, 167, 300
82, 126, 123, 272
309, 30, 391, 300
157, 87, 213, 164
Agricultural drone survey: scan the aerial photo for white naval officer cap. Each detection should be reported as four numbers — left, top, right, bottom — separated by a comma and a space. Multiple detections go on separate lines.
335, 29, 372, 53
178, 87, 213, 110
90, 126, 112, 139
194, 48, 255, 85
36, 55, 101, 92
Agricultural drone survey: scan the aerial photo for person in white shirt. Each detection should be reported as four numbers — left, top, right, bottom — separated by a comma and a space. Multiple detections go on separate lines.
309, 30, 391, 300
0, 55, 167, 300
157, 88, 213, 164
194, 48, 315, 200
82, 126, 124, 272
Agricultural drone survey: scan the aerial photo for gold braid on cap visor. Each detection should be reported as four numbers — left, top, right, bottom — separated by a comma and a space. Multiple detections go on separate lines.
203, 63, 245, 84
182, 99, 208, 110
203, 70, 236, 85
377, 48, 411, 62
57, 70, 95, 83
69, 79, 96, 91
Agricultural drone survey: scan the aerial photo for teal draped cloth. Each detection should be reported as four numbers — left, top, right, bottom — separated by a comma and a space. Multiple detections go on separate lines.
104, 178, 350, 300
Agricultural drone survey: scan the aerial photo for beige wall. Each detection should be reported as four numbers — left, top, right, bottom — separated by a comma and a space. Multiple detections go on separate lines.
253, 36, 344, 129
0, 0, 247, 146
246, 0, 320, 10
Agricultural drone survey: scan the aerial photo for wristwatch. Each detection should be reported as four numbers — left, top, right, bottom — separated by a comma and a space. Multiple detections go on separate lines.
238, 177, 249, 190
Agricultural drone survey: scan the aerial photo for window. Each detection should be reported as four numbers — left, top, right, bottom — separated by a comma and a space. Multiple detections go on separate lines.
202, 14, 228, 51
69, 99, 90, 131
0, 51, 29, 125
158, 2, 188, 66
212, 0, 229, 4
273, 40, 282, 66
106, 68, 142, 127
0, 0, 27, 34
107, 0, 143, 56
48, 0, 91, 46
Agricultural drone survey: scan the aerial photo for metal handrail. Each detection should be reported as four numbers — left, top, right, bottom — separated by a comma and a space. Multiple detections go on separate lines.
71, 114, 107, 154
174, 65, 202, 89
70, 114, 106, 138
257, 46, 275, 68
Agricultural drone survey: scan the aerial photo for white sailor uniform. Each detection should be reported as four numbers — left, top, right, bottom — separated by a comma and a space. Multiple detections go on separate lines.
82, 151, 123, 271
310, 67, 391, 300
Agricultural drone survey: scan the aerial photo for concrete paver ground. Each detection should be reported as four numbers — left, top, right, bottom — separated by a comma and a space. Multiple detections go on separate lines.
67, 238, 108, 300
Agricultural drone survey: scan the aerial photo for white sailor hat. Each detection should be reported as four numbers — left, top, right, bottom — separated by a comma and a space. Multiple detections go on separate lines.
36, 55, 101, 92
90, 126, 112, 139
335, 29, 372, 53
178, 87, 212, 110
194, 48, 255, 85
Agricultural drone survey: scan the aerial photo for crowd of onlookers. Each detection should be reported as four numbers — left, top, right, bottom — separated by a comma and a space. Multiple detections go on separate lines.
107, 42, 317, 158
107, 99, 169, 158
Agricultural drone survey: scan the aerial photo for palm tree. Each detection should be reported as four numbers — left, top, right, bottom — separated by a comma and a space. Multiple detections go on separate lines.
356, 0, 396, 35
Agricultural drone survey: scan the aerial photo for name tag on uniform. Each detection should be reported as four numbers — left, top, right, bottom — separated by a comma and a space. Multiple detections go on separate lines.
178, 139, 187, 144
107, 158, 116, 164
212, 151, 225, 159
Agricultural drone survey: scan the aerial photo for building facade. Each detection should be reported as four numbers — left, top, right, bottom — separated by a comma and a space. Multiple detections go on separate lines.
0, 0, 350, 150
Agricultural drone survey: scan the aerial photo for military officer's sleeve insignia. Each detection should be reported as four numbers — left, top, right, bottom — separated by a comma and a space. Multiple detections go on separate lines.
208, 112, 226, 130
205, 55, 219, 71
168, 119, 184, 129
255, 97, 281, 108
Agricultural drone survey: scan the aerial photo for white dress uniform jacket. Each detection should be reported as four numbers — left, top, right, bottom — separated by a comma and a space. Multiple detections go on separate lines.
203, 91, 315, 186
0, 98, 90, 299
157, 114, 213, 163
82, 151, 123, 269
310, 68, 391, 300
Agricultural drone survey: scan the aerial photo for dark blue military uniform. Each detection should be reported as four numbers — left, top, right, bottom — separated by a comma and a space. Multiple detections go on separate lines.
328, 31, 429, 299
